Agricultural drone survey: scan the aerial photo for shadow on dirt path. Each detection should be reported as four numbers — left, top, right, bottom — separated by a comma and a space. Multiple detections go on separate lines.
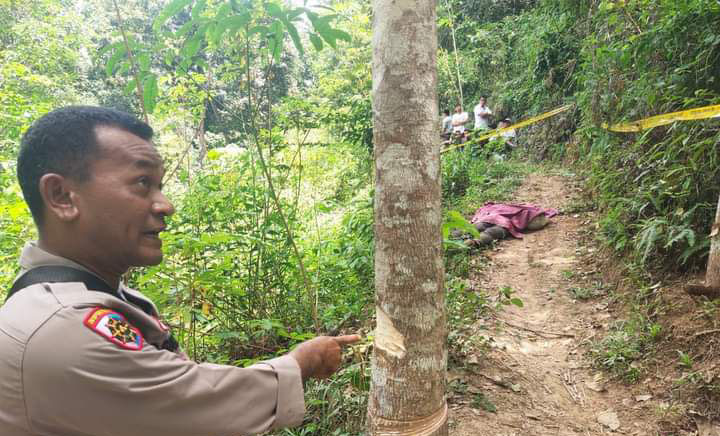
448, 172, 659, 436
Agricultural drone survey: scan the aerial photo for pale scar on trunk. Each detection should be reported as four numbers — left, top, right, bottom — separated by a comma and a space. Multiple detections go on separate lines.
375, 306, 407, 359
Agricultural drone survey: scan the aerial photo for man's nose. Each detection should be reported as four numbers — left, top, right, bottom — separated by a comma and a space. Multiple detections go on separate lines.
152, 191, 175, 217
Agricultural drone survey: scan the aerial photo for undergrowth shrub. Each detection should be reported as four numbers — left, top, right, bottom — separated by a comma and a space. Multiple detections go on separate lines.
131, 145, 376, 365
590, 314, 661, 383
577, 0, 720, 271
441, 146, 529, 212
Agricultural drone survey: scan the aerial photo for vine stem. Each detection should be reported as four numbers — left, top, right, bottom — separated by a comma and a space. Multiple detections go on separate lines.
244, 29, 320, 334
444, 0, 464, 107
111, 0, 148, 123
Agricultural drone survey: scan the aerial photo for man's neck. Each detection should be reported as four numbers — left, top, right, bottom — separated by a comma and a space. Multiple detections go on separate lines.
37, 238, 122, 289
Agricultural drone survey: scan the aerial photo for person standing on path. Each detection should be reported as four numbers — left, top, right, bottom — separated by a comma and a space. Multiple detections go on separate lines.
474, 96, 493, 130
0, 106, 359, 436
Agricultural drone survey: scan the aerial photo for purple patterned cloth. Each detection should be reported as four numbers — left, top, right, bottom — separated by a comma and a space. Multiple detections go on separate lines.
470, 202, 559, 238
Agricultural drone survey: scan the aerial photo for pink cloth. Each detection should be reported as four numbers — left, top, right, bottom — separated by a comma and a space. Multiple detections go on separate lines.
470, 202, 559, 238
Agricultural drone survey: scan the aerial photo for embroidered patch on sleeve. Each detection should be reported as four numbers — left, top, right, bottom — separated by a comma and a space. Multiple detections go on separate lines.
84, 308, 144, 351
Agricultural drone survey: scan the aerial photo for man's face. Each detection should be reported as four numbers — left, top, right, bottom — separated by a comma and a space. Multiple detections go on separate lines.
72, 126, 174, 270
480, 98, 486, 106
455, 106, 462, 113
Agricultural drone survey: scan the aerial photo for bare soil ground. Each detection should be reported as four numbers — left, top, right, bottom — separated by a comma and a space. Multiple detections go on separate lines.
447, 172, 666, 435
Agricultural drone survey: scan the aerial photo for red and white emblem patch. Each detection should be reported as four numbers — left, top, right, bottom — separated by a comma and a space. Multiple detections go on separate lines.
84, 308, 144, 351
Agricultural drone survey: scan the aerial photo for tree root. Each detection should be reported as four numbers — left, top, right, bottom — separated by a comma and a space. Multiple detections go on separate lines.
500, 319, 576, 338
685, 283, 720, 299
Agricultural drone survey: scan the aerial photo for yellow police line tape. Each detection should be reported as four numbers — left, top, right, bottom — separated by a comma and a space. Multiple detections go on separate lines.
441, 104, 574, 154
441, 102, 720, 154
602, 104, 720, 132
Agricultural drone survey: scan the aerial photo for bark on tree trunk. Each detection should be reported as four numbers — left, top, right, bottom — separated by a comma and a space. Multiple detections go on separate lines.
368, 1, 447, 435
685, 194, 720, 298
706, 195, 720, 287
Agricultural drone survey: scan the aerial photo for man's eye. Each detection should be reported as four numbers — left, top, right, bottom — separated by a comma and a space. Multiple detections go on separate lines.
138, 177, 151, 187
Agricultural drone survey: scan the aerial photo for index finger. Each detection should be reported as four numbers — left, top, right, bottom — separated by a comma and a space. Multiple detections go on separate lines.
332, 334, 362, 346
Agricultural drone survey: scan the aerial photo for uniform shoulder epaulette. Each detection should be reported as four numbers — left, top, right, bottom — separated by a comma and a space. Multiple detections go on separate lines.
83, 307, 144, 351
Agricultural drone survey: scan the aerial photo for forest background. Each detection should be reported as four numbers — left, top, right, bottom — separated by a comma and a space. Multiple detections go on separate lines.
1, 0, 719, 434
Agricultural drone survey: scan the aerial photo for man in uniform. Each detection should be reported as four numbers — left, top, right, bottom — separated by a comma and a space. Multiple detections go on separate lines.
0, 106, 359, 436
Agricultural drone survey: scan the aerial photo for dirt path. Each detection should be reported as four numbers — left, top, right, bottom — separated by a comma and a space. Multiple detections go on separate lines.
448, 172, 656, 435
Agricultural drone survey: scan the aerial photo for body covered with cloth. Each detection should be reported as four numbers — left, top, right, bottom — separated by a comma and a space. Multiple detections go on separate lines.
471, 202, 559, 238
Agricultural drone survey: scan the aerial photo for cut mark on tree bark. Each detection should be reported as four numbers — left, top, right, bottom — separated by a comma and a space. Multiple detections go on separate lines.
375, 306, 407, 359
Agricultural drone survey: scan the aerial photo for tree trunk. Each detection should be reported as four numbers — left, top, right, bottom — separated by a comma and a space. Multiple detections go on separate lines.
685, 194, 720, 298
707, 194, 720, 287
368, 1, 447, 435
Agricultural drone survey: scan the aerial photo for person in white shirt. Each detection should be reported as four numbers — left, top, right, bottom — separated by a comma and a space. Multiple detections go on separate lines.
473, 97, 492, 130
451, 105, 469, 134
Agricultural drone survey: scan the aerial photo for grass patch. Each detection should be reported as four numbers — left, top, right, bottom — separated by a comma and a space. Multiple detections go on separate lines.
590, 314, 662, 383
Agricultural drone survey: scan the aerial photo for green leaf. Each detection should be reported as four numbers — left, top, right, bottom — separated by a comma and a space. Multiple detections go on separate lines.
329, 28, 351, 42
209, 17, 232, 44
285, 22, 303, 55
268, 37, 282, 63
305, 10, 319, 24
153, 0, 193, 31
271, 20, 283, 62
182, 33, 204, 58
105, 46, 127, 76
317, 27, 351, 49
143, 74, 159, 114
98, 42, 121, 58
250, 25, 269, 37
215, 3, 232, 19
224, 13, 251, 36
443, 239, 469, 250
264, 2, 284, 19
442, 210, 480, 239
164, 51, 175, 66
309, 33, 323, 51
176, 20, 195, 38
510, 298, 524, 308
137, 53, 151, 73
191, 0, 207, 19
316, 27, 337, 49
313, 14, 337, 31
287, 7, 304, 20
124, 78, 137, 94
206, 22, 222, 45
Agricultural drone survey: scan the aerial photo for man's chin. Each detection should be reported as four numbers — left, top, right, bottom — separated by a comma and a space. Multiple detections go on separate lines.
133, 250, 164, 267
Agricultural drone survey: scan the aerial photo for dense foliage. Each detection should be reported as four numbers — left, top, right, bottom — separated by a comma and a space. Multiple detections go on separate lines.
2, 0, 720, 433
577, 0, 720, 270
442, 0, 720, 272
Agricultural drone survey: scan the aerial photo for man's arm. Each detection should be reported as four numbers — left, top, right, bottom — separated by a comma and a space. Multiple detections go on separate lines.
23, 307, 358, 436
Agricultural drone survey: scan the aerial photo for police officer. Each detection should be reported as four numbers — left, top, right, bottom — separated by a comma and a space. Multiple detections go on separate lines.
0, 106, 359, 436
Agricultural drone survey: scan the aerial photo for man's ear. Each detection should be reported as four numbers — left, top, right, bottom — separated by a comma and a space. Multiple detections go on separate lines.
38, 173, 80, 222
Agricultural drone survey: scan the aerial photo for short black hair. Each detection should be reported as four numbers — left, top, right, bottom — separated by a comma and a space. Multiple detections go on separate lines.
17, 106, 153, 225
